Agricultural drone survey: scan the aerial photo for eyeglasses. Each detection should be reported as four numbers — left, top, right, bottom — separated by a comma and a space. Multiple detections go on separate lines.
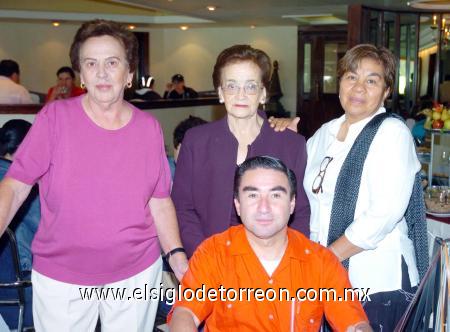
222, 81, 262, 95
312, 156, 333, 194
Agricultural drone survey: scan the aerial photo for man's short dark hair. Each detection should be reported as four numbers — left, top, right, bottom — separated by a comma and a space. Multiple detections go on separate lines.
0, 119, 32, 156
173, 116, 207, 149
56, 66, 76, 79
0, 59, 20, 77
234, 156, 297, 199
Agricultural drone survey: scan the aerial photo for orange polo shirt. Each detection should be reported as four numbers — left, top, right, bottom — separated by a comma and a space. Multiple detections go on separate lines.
168, 225, 367, 331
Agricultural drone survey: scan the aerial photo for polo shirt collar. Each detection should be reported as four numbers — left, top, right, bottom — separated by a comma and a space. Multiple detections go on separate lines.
285, 229, 311, 261
228, 225, 253, 255
229, 225, 309, 262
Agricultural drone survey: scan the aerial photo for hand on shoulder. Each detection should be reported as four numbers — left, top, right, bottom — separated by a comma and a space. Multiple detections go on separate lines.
268, 116, 300, 132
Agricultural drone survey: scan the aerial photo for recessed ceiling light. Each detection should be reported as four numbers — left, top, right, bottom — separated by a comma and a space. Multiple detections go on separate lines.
207, 6, 216, 11
52, 21, 60, 27
180, 25, 189, 31
250, 25, 256, 29
128, 25, 136, 30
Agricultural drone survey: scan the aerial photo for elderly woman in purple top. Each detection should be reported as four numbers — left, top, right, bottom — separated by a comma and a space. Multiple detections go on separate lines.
172, 45, 310, 258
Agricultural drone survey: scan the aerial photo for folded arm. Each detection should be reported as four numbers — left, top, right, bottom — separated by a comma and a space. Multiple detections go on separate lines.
322, 249, 370, 330
331, 121, 419, 258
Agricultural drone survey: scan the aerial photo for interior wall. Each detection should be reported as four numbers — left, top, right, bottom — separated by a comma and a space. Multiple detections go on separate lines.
0, 22, 298, 112
0, 105, 226, 154
0, 22, 81, 94
148, 26, 298, 112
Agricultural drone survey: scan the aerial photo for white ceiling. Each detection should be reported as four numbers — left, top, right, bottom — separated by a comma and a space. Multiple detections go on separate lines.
0, 0, 414, 28
115, 0, 412, 26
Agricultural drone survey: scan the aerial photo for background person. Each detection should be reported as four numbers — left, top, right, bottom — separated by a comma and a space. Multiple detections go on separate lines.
45, 66, 85, 102
0, 19, 187, 332
163, 74, 198, 99
169, 156, 371, 332
0, 59, 33, 104
172, 44, 310, 258
303, 44, 423, 330
0, 119, 39, 272
172, 115, 208, 164
132, 75, 162, 101
168, 115, 208, 179
155, 115, 209, 328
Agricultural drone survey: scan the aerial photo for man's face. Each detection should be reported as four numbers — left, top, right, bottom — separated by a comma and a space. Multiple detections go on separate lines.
234, 168, 295, 242
173, 80, 185, 92
57, 72, 74, 89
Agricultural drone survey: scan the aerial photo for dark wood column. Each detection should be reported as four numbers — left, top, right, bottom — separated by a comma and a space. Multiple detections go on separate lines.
347, 4, 364, 48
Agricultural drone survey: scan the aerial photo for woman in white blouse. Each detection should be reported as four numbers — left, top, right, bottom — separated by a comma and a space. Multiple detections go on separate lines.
303, 44, 421, 331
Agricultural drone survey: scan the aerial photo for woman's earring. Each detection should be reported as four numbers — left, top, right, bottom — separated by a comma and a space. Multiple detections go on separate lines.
127, 82, 132, 88
80, 82, 85, 89
261, 97, 266, 110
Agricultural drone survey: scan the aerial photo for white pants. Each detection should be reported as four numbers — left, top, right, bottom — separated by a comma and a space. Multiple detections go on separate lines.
32, 257, 162, 332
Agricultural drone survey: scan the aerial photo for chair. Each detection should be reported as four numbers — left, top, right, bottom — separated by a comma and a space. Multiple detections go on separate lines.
0, 228, 33, 331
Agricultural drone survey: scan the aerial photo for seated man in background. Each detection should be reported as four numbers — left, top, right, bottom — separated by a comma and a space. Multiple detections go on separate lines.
164, 74, 198, 99
154, 115, 208, 329
0, 119, 40, 272
166, 116, 208, 179
169, 156, 371, 331
46, 66, 85, 103
0, 59, 33, 104
173, 116, 207, 163
133, 75, 162, 101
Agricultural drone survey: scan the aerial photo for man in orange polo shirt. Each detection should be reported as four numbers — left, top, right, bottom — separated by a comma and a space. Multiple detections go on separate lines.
169, 156, 371, 331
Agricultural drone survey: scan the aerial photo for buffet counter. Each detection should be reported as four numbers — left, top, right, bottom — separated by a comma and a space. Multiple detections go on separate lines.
0, 97, 222, 114
427, 213, 450, 260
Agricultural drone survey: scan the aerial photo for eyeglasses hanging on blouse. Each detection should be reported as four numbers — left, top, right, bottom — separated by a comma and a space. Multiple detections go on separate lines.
311, 156, 333, 194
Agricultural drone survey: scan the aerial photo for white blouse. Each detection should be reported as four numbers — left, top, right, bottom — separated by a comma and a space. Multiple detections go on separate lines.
303, 107, 421, 295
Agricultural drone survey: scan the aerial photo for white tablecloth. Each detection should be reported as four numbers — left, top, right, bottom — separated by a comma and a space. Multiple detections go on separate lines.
427, 215, 450, 260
